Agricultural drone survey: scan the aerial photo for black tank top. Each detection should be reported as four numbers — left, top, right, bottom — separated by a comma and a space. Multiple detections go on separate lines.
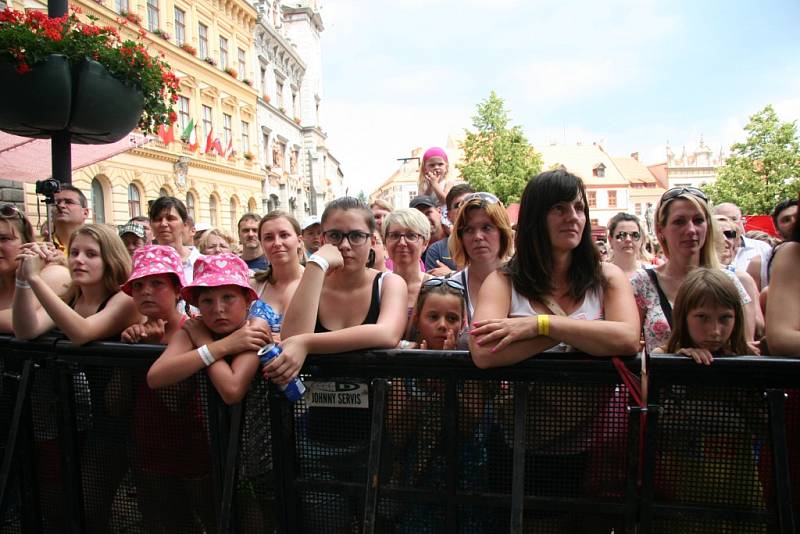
314, 272, 383, 333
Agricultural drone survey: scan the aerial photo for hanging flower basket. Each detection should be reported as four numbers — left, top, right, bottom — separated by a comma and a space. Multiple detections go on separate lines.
0, 7, 178, 144
0, 53, 71, 137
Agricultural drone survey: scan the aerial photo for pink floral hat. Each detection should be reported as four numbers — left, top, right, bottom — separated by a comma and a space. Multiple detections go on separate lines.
121, 245, 186, 295
180, 252, 257, 306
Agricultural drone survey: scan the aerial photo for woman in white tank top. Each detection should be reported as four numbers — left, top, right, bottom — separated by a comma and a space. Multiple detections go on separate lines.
469, 170, 640, 366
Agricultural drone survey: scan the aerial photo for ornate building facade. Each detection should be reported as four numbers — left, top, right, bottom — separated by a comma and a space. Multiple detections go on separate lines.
665, 137, 724, 189
12, 0, 342, 234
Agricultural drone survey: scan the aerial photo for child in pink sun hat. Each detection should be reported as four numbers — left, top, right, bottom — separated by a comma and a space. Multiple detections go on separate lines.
147, 253, 271, 404
121, 245, 187, 344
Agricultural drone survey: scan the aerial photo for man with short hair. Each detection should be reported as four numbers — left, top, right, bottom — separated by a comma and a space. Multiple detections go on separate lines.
52, 185, 89, 252
772, 199, 798, 241
301, 216, 323, 256
183, 215, 197, 247
714, 202, 771, 272
128, 215, 154, 243
425, 183, 475, 275
238, 213, 268, 271
410, 195, 448, 263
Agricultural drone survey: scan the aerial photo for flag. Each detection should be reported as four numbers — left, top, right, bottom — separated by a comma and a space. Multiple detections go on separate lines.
187, 124, 199, 152
204, 127, 215, 154
180, 118, 195, 142
224, 138, 233, 159
158, 122, 175, 145
213, 137, 224, 156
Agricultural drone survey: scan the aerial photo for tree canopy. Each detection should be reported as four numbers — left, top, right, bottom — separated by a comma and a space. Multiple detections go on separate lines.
704, 105, 800, 214
457, 91, 542, 205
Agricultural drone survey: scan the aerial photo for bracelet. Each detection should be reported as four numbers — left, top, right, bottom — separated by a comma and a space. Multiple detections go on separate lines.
307, 254, 329, 273
15, 279, 31, 289
537, 314, 550, 337
197, 344, 215, 367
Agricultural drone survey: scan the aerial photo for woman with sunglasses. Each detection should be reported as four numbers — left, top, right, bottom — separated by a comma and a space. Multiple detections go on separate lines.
607, 212, 651, 277
382, 208, 431, 333
469, 170, 640, 366
0, 204, 70, 333
448, 192, 514, 328
630, 187, 757, 354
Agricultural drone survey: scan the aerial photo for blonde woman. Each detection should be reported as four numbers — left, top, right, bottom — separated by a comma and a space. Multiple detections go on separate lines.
197, 227, 236, 255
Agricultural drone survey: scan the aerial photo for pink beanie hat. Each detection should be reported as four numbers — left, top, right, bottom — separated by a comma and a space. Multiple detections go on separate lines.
180, 253, 257, 306
422, 147, 448, 163
121, 245, 186, 295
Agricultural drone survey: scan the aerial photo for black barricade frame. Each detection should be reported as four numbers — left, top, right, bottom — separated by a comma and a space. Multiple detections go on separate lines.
0, 335, 798, 534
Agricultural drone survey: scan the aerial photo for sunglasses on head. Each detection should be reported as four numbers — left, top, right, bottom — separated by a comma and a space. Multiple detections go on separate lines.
462, 192, 500, 205
614, 231, 641, 241
422, 277, 465, 292
661, 187, 708, 203
722, 230, 738, 240
0, 203, 24, 220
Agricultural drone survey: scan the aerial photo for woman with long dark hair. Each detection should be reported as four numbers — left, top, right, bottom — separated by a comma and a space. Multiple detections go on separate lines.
469, 169, 640, 367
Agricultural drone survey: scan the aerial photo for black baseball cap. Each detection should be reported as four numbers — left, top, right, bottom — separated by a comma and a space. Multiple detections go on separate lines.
410, 195, 437, 209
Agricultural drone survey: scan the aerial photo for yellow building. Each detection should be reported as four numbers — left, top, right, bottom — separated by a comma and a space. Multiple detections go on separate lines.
18, 0, 265, 237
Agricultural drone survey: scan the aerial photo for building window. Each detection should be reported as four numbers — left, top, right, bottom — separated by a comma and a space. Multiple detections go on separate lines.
177, 96, 190, 132
262, 133, 269, 164
275, 79, 283, 109
198, 23, 208, 59
608, 190, 617, 208
91, 179, 105, 224
209, 195, 218, 227
241, 121, 250, 153
292, 91, 298, 116
592, 163, 606, 178
591, 218, 599, 228
186, 192, 196, 219
238, 48, 246, 78
202, 105, 213, 137
174, 7, 185, 46
260, 67, 268, 98
219, 37, 228, 70
115, 0, 128, 13
587, 190, 597, 209
229, 197, 238, 235
635, 202, 642, 215
128, 183, 142, 218
146, 0, 159, 32
223, 113, 232, 148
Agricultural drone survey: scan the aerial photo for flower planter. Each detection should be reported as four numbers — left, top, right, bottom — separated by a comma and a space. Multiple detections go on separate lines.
0, 54, 72, 138
70, 58, 144, 144
0, 55, 144, 144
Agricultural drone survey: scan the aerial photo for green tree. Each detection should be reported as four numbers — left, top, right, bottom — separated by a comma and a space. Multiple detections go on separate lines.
704, 105, 800, 214
356, 190, 368, 204
457, 91, 542, 204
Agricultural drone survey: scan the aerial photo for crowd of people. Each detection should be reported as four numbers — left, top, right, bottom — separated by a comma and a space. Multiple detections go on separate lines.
0, 146, 798, 531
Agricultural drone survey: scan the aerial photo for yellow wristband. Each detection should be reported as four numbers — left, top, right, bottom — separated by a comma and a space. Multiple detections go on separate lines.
538, 314, 550, 337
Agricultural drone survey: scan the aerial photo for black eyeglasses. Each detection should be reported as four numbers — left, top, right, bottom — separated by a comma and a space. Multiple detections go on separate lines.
385, 231, 423, 243
661, 187, 708, 203
614, 231, 641, 241
322, 229, 371, 246
722, 230, 738, 240
422, 277, 465, 292
0, 203, 23, 219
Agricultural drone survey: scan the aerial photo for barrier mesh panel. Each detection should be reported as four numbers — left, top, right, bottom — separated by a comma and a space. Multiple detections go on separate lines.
520, 382, 628, 533
234, 376, 277, 533
0, 357, 22, 533
78, 364, 214, 534
293, 377, 371, 533
651, 383, 770, 533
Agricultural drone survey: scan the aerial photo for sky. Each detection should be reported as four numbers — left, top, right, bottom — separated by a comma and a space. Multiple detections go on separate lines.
317, 0, 800, 197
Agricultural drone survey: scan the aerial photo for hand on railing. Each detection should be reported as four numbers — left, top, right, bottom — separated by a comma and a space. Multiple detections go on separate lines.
121, 319, 167, 344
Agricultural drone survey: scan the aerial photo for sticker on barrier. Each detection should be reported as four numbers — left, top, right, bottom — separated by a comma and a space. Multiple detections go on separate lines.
305, 381, 369, 409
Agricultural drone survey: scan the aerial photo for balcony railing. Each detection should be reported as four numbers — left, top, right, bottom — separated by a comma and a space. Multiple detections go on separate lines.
0, 335, 798, 533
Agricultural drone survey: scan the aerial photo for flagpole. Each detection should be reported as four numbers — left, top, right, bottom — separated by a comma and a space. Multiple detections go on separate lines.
49, 0, 72, 185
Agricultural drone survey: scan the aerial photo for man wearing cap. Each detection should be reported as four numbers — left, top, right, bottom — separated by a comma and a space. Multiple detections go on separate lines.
128, 215, 155, 244
425, 183, 475, 275
118, 223, 147, 257
410, 195, 448, 263
301, 215, 323, 257
238, 213, 269, 271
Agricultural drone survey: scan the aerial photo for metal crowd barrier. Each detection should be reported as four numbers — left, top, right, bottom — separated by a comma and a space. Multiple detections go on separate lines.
0, 334, 798, 534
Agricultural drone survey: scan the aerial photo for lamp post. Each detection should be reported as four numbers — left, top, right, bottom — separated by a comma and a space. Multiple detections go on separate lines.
49, 0, 71, 185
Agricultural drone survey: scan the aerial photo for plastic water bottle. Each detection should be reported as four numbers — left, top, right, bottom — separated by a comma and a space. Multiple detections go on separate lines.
258, 343, 306, 402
